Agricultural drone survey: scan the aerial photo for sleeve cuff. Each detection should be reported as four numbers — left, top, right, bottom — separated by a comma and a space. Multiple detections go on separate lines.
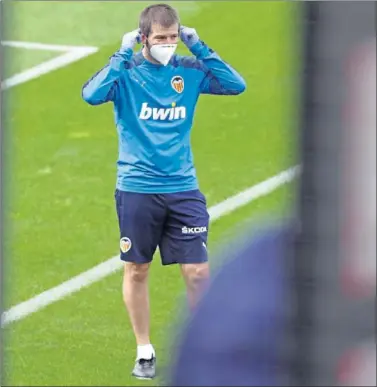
189, 40, 211, 59
116, 47, 134, 58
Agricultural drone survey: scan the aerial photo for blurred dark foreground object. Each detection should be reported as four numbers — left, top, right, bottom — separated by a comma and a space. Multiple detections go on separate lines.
169, 221, 296, 386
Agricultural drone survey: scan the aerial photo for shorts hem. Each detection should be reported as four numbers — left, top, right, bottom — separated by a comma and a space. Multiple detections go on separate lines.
161, 257, 209, 266
161, 261, 179, 266
120, 255, 152, 264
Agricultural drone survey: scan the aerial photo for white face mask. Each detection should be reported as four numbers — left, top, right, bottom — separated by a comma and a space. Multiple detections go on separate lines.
149, 44, 177, 66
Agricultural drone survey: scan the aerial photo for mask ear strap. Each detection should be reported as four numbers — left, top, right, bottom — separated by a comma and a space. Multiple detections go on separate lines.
139, 27, 148, 47
144, 36, 150, 49
142, 32, 149, 48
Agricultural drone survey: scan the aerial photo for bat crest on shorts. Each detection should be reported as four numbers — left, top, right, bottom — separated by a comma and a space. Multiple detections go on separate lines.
120, 237, 132, 253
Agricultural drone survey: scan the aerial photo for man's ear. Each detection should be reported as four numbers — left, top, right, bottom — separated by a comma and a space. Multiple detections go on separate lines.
141, 34, 147, 45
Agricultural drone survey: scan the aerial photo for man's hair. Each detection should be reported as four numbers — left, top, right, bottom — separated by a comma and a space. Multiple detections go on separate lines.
139, 3, 180, 36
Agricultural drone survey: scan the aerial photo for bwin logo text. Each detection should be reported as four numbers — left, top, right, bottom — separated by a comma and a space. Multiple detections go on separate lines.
139, 102, 186, 121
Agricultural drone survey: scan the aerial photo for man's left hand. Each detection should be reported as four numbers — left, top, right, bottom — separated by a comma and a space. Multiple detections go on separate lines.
180, 26, 200, 49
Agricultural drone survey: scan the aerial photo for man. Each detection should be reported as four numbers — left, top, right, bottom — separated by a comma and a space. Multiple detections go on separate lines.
82, 3, 246, 380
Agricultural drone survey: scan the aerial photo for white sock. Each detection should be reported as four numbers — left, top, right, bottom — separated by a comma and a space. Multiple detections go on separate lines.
137, 344, 155, 360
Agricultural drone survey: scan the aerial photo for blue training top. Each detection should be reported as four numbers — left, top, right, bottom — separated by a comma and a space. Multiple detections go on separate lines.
82, 40, 246, 193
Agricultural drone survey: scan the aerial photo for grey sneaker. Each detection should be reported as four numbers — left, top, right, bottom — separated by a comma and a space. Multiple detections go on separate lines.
132, 356, 156, 380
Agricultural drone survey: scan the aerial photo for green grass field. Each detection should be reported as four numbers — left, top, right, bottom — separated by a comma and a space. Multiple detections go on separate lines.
2, 1, 299, 385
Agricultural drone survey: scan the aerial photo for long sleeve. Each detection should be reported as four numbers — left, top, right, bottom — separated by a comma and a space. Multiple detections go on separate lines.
82, 48, 133, 106
190, 41, 247, 95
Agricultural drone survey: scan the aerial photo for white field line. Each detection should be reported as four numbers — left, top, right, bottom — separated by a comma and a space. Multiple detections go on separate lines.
1, 165, 300, 327
1, 40, 96, 52
1, 41, 98, 90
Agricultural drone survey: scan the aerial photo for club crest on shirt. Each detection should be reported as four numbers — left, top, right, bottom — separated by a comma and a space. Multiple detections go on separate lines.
120, 237, 132, 253
171, 76, 184, 93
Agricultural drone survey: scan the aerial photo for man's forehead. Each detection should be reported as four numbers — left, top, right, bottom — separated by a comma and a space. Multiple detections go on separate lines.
150, 23, 179, 35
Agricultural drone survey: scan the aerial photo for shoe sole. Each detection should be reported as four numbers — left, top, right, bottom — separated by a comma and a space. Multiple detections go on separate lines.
132, 372, 155, 380
132, 375, 155, 380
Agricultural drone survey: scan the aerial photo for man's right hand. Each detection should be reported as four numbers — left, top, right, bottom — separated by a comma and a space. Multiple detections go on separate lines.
121, 29, 141, 50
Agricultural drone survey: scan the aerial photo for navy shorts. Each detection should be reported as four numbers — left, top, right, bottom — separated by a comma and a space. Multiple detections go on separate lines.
114, 189, 210, 265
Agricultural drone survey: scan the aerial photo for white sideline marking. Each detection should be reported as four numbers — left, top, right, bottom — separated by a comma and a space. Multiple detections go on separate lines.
1, 41, 98, 90
2, 40, 96, 52
1, 165, 300, 327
